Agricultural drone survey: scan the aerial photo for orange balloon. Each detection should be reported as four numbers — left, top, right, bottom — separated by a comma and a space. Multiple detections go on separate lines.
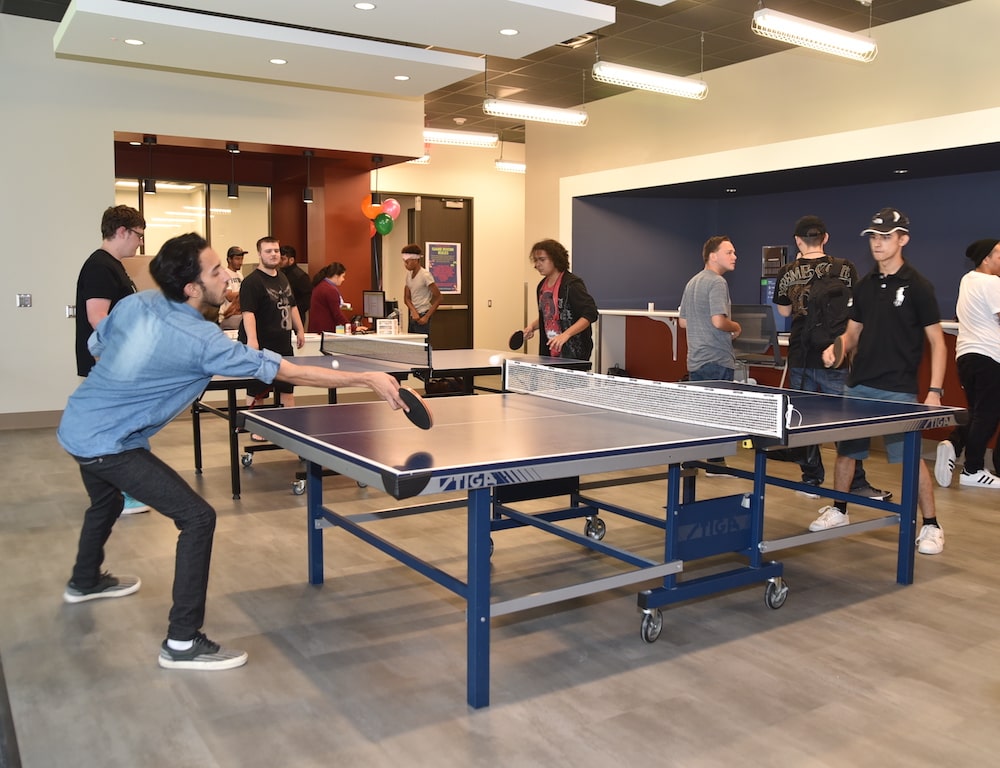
361, 194, 382, 220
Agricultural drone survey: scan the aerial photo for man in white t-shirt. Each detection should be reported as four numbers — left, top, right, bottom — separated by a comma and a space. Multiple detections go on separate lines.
934, 238, 1000, 488
402, 244, 442, 336
219, 246, 246, 330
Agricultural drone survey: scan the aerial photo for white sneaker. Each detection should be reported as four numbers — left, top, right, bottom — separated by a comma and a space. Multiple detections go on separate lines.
934, 440, 956, 487
916, 524, 944, 555
808, 505, 849, 532
959, 469, 1000, 489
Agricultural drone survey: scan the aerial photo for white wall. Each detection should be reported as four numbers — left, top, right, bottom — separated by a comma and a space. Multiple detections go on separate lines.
375, 142, 527, 351
0, 15, 425, 419
522, 0, 1000, 269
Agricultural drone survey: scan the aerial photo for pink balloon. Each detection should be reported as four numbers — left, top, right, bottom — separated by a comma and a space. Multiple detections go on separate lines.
381, 198, 401, 220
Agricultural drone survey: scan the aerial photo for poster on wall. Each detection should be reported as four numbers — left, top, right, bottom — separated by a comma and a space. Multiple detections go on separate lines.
426, 242, 461, 294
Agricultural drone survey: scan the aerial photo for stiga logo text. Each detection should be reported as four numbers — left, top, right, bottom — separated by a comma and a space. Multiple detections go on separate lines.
917, 416, 955, 430
429, 468, 543, 492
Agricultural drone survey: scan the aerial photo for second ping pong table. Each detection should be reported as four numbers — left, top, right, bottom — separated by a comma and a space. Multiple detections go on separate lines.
192, 333, 590, 498
243, 361, 964, 708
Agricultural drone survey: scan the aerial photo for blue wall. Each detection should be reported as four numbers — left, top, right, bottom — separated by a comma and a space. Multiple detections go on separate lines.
573, 170, 1000, 320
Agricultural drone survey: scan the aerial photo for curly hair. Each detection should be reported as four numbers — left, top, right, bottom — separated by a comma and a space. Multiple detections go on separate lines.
530, 239, 570, 272
150, 233, 208, 302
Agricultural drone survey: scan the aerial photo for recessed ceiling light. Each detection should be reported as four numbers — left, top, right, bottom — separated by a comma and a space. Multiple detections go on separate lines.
124, 38, 143, 46
269, 58, 287, 65
394, 75, 410, 81
354, 2, 376, 9
725, 188, 737, 193
893, 169, 909, 174
499, 28, 519, 36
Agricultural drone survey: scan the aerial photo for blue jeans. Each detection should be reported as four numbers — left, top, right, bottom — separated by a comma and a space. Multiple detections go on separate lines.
71, 448, 216, 641
839, 384, 917, 464
688, 362, 734, 383
408, 315, 432, 336
689, 363, 733, 462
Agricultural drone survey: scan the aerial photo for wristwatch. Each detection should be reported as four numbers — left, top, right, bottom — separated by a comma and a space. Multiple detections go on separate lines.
928, 387, 944, 396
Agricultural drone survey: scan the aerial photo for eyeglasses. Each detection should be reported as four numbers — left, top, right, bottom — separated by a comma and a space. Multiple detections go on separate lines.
127, 228, 145, 242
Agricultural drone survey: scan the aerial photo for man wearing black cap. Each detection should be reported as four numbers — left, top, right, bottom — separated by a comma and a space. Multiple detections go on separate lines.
774, 215, 889, 501
219, 246, 246, 330
815, 207, 948, 555
934, 238, 1000, 489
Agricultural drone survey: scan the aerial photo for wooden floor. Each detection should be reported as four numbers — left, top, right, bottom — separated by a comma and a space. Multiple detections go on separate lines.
1, 412, 998, 768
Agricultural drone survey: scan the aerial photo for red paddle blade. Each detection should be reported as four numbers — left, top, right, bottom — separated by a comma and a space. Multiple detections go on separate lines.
508, 330, 524, 350
399, 387, 433, 430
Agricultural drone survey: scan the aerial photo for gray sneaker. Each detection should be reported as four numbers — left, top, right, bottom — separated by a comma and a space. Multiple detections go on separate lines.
158, 632, 248, 671
850, 482, 893, 501
63, 572, 141, 604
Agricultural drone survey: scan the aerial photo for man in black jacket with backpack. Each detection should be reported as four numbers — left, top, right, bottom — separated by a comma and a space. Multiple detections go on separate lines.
774, 215, 890, 501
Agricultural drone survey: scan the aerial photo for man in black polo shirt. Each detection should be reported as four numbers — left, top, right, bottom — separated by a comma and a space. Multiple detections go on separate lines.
812, 208, 948, 556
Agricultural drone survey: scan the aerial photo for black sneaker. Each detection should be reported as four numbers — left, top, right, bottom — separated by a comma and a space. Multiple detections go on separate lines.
63, 572, 141, 604
158, 631, 248, 671
851, 482, 893, 501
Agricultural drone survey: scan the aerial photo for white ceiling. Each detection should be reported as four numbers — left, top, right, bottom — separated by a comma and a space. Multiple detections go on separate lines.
54, 0, 616, 97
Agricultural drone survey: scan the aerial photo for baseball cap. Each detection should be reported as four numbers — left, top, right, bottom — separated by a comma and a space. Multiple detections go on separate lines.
227, 246, 248, 258
794, 215, 827, 238
965, 238, 1000, 266
860, 208, 909, 235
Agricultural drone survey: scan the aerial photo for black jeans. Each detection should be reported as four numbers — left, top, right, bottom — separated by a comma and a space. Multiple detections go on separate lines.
70, 448, 216, 641
950, 353, 1000, 474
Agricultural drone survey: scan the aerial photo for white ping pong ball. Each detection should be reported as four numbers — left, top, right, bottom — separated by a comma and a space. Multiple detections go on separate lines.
330, 359, 340, 368
488, 354, 502, 365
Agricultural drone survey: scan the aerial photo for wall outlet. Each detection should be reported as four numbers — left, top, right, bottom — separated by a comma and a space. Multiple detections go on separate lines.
16, 293, 32, 308
66, 305, 76, 318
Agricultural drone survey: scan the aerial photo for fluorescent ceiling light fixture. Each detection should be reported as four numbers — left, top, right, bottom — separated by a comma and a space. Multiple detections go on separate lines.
407, 155, 431, 165
124, 38, 143, 46
495, 159, 526, 174
499, 28, 518, 36
592, 60, 707, 100
394, 74, 410, 81
269, 58, 287, 65
354, 2, 376, 10
423, 128, 499, 148
483, 98, 588, 127
751, 7, 877, 62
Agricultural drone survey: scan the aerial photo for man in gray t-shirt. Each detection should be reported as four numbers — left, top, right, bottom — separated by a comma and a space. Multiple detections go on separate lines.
679, 236, 741, 380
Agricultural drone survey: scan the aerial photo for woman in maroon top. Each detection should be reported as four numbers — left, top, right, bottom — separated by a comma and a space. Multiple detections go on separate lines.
308, 262, 349, 333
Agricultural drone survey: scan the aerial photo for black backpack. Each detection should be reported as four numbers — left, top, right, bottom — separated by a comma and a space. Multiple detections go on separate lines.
803, 259, 853, 352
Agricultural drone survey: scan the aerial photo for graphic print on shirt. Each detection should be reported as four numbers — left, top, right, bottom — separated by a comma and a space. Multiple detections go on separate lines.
894, 286, 907, 307
267, 283, 294, 330
776, 259, 854, 318
541, 288, 560, 341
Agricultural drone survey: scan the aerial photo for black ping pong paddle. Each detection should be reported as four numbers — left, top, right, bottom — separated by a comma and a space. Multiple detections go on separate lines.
827, 336, 846, 369
399, 386, 434, 430
508, 330, 525, 350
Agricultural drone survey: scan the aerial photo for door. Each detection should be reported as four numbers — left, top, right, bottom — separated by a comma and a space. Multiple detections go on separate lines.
410, 196, 473, 349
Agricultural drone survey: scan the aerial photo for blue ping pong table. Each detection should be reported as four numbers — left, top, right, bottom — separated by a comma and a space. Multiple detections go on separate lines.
242, 364, 964, 708
193, 345, 589, 498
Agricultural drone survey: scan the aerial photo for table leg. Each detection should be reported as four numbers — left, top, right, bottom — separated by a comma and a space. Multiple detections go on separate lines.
307, 461, 325, 585
896, 431, 920, 585
191, 399, 204, 475
227, 388, 241, 499
467, 487, 491, 709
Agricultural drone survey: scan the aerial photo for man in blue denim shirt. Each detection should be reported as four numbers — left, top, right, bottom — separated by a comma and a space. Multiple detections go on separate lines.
58, 233, 404, 670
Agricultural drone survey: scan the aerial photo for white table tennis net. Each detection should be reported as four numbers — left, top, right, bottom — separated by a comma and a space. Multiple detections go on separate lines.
321, 332, 431, 367
504, 361, 788, 439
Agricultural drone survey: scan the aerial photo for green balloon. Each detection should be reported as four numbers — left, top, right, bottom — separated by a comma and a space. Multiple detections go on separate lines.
374, 212, 394, 235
